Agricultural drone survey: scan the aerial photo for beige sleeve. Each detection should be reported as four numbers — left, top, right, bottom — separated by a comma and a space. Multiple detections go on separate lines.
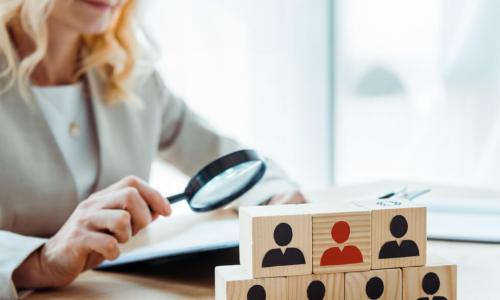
151, 72, 299, 206
0, 231, 46, 299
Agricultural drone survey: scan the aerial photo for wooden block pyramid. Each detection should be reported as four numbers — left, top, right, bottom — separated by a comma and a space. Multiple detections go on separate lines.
215, 198, 457, 300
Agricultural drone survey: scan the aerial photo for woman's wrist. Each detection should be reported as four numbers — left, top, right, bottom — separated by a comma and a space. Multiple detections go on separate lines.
12, 245, 54, 289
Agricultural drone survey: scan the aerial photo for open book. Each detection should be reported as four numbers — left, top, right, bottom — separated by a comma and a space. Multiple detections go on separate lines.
98, 207, 239, 269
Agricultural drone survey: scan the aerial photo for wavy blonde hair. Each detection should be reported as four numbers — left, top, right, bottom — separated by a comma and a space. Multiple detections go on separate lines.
0, 0, 141, 104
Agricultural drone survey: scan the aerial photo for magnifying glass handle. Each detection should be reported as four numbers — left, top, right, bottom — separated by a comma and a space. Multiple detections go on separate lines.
166, 193, 187, 204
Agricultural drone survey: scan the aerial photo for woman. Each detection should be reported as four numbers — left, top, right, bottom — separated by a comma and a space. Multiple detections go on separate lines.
0, 0, 303, 297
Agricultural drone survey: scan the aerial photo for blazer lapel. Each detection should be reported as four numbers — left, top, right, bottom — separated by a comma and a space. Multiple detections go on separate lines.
0, 85, 79, 235
26, 86, 79, 204
86, 70, 109, 191
86, 70, 158, 191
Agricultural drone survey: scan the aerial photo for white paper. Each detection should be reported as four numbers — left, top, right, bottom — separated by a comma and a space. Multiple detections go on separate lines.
419, 194, 500, 242
99, 208, 239, 268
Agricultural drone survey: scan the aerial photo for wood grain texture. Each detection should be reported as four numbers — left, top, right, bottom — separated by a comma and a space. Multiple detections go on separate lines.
345, 269, 402, 300
312, 211, 371, 274
239, 205, 312, 278
403, 263, 457, 300
371, 207, 427, 269
287, 273, 344, 300
215, 265, 286, 300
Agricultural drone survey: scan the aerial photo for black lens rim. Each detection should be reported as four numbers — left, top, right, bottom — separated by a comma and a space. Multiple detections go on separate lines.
184, 149, 267, 212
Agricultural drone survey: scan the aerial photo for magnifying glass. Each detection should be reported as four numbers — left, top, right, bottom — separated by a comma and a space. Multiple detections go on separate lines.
166, 149, 267, 212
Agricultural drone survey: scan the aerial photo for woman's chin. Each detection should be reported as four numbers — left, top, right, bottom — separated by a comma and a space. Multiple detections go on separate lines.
50, 5, 117, 36
70, 21, 115, 35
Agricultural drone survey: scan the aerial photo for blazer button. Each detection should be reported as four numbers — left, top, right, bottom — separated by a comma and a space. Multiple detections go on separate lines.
69, 122, 81, 137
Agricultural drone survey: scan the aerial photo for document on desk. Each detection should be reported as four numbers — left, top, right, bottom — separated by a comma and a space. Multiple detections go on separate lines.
98, 207, 239, 269
420, 193, 500, 243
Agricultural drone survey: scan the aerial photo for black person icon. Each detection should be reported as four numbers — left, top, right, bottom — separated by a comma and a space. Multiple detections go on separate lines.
378, 215, 420, 259
417, 272, 448, 300
261, 222, 306, 267
307, 280, 326, 300
247, 284, 266, 300
365, 276, 385, 300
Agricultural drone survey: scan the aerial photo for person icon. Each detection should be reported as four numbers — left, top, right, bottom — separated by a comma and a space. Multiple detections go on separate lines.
378, 215, 420, 259
320, 221, 364, 266
261, 223, 306, 267
417, 272, 448, 300
307, 280, 326, 300
365, 276, 385, 300
247, 284, 266, 300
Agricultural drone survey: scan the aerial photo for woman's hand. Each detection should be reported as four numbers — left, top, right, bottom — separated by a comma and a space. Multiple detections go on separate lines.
268, 191, 307, 205
12, 176, 171, 289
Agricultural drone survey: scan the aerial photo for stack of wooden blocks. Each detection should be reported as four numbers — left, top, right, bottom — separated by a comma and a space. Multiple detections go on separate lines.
215, 199, 457, 299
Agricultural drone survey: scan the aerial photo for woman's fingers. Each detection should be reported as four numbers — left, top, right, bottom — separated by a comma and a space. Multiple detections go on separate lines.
101, 187, 153, 235
87, 209, 132, 243
122, 176, 171, 217
82, 232, 120, 261
20, 177, 172, 290
95, 176, 171, 216
83, 252, 105, 271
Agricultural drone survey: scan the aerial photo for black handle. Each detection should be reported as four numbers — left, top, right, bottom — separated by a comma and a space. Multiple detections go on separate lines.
167, 193, 187, 204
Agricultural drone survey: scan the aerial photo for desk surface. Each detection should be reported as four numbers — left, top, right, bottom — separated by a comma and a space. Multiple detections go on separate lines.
28, 184, 500, 300
27, 241, 500, 300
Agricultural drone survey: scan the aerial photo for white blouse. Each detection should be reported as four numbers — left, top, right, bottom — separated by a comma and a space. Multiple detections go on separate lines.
32, 82, 98, 201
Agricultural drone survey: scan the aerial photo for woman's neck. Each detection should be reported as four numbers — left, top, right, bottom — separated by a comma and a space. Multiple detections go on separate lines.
9, 18, 83, 86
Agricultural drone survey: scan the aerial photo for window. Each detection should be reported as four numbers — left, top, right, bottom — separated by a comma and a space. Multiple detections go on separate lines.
335, 0, 500, 189
139, 0, 333, 196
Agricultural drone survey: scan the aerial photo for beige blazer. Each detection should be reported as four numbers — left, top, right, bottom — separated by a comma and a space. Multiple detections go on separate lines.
0, 69, 296, 298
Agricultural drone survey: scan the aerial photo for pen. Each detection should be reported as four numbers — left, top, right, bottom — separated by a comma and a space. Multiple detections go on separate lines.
378, 188, 431, 201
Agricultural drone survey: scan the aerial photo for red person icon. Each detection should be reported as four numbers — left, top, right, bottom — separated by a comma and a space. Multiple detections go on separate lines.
320, 221, 364, 266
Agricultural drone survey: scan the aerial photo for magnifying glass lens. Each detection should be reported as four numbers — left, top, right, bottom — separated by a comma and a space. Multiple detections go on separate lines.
189, 161, 264, 209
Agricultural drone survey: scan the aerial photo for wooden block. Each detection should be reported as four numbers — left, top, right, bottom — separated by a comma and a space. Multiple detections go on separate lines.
215, 265, 286, 300
287, 273, 344, 300
312, 203, 371, 274
345, 269, 402, 300
402, 257, 457, 300
239, 204, 312, 278
355, 199, 426, 269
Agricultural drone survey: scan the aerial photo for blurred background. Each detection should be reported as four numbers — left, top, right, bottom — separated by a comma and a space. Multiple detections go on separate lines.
137, 0, 500, 196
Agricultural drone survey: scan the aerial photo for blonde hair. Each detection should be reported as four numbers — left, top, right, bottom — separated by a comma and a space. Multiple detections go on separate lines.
0, 0, 141, 104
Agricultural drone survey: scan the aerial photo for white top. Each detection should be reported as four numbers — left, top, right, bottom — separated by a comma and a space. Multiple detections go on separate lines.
32, 82, 98, 201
